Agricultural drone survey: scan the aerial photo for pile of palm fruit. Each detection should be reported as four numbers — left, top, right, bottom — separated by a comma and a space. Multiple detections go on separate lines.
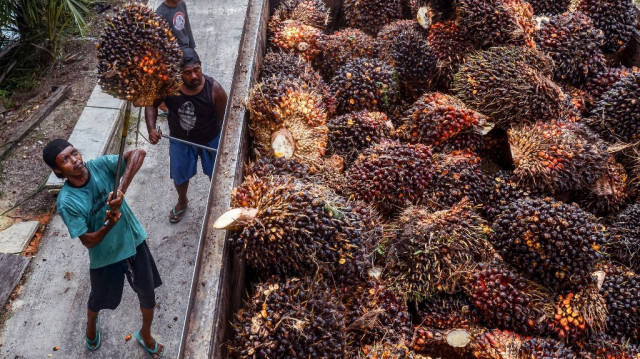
217, 0, 640, 357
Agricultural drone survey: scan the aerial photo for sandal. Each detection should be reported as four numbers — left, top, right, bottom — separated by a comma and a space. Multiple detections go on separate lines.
169, 206, 187, 223
135, 330, 164, 358
85, 314, 101, 351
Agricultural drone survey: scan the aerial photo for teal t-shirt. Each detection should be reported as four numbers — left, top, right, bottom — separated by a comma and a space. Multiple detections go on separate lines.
57, 155, 147, 269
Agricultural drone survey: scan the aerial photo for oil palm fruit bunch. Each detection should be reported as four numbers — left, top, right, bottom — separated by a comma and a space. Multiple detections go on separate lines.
359, 342, 429, 359
385, 202, 495, 300
327, 111, 394, 164
452, 47, 566, 127
347, 141, 433, 215
483, 170, 533, 221
591, 71, 640, 143
97, 3, 182, 106
423, 151, 493, 210
609, 203, 640, 273
270, 20, 326, 61
490, 197, 607, 289
342, 0, 404, 35
455, 0, 536, 48
417, 294, 479, 330
548, 281, 607, 342
578, 335, 640, 359
576, 157, 630, 216
571, 0, 636, 54
319, 28, 376, 79
527, 0, 571, 15
598, 264, 640, 342
471, 329, 525, 359
218, 180, 374, 282
508, 121, 610, 195
228, 276, 346, 358
397, 92, 486, 148
465, 263, 553, 335
331, 57, 399, 114
427, 20, 476, 88
518, 338, 577, 358
260, 51, 335, 115
535, 12, 606, 86
585, 67, 640, 106
268, 0, 331, 34
376, 20, 416, 62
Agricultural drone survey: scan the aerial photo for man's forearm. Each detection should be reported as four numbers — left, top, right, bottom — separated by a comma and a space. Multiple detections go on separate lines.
79, 223, 115, 249
145, 106, 158, 134
120, 149, 146, 194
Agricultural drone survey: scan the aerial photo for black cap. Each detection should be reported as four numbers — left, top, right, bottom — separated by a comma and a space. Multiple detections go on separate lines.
181, 48, 201, 68
43, 139, 72, 168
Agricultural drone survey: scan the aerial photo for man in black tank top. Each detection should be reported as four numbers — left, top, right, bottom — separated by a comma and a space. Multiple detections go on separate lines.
145, 49, 228, 223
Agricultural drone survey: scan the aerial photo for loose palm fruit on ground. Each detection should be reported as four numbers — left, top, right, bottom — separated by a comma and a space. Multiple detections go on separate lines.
527, 0, 571, 15
590, 71, 640, 143
490, 197, 607, 289
465, 263, 553, 335
598, 263, 640, 342
575, 157, 630, 216
268, 0, 331, 34
327, 111, 394, 164
386, 202, 495, 300
219, 180, 374, 282
548, 281, 607, 342
518, 337, 577, 358
97, 3, 182, 106
228, 276, 346, 358
452, 47, 566, 127
427, 20, 476, 88
270, 19, 326, 61
343, 0, 403, 35
397, 92, 486, 148
609, 203, 640, 273
455, 0, 536, 48
571, 0, 636, 54
535, 12, 606, 86
331, 57, 399, 114
508, 121, 609, 195
471, 329, 525, 359
359, 342, 431, 359
260, 51, 335, 115
423, 151, 493, 210
319, 28, 376, 79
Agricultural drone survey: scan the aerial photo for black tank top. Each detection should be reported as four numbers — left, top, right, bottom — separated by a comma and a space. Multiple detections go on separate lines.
165, 75, 222, 145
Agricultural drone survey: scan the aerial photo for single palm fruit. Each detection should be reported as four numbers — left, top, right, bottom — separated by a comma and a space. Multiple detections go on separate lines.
490, 197, 607, 289
97, 3, 182, 106
327, 111, 394, 164
270, 19, 326, 61
571, 0, 636, 54
319, 28, 376, 79
342, 0, 403, 35
268, 0, 331, 33
535, 11, 606, 85
527, 0, 571, 14
452, 47, 566, 126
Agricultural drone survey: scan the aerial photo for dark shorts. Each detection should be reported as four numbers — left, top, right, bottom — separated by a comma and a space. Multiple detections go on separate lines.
169, 135, 220, 186
87, 241, 162, 312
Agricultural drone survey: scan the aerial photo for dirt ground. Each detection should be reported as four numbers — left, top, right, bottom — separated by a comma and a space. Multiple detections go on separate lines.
0, 8, 115, 237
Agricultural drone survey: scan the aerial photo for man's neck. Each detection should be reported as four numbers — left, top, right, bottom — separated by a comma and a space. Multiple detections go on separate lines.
164, 0, 179, 7
66, 166, 90, 187
181, 80, 205, 96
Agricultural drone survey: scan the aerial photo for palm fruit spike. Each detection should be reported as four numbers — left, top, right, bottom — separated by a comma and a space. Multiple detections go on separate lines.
576, 157, 630, 216
548, 279, 607, 342
270, 20, 326, 61
455, 0, 536, 48
571, 0, 636, 54
397, 92, 486, 148
591, 71, 640, 143
359, 342, 429, 359
465, 263, 553, 335
518, 338, 577, 358
331, 57, 399, 115
535, 12, 606, 86
347, 141, 432, 215
423, 151, 493, 211
327, 111, 394, 164
609, 203, 640, 273
427, 20, 476, 88
319, 28, 376, 79
490, 197, 607, 289
219, 180, 374, 282
228, 276, 346, 358
342, 0, 403, 35
508, 121, 609, 195
268, 0, 331, 34
260, 51, 335, 115
452, 47, 566, 127
97, 3, 182, 106
598, 263, 640, 342
471, 329, 525, 359
527, 0, 571, 15
385, 202, 495, 300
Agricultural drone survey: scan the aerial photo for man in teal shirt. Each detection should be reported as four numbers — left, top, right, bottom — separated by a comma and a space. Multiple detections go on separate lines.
43, 139, 164, 358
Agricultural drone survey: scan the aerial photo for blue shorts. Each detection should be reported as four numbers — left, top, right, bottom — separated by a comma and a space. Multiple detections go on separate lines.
169, 135, 220, 186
